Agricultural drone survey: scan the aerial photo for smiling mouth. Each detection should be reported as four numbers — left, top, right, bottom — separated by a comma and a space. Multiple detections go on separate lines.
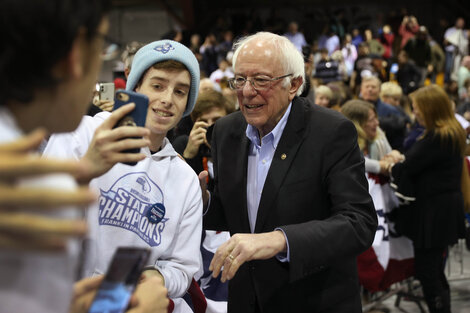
245, 104, 263, 109
153, 108, 173, 117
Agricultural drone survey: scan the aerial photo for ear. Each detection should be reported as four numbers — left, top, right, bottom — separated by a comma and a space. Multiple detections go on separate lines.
288, 76, 303, 101
51, 30, 86, 81
67, 33, 86, 79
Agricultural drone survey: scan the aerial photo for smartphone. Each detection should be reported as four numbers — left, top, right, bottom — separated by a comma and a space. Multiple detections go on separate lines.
99, 82, 115, 101
88, 247, 150, 313
113, 90, 149, 165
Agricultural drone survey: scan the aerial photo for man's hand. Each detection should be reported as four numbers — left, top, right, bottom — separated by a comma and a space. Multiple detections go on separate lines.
78, 103, 151, 183
69, 276, 104, 313
127, 276, 169, 313
209, 231, 287, 283
183, 121, 209, 159
0, 129, 95, 251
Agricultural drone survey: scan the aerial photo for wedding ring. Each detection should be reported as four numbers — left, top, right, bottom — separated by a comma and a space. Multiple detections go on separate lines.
228, 254, 235, 261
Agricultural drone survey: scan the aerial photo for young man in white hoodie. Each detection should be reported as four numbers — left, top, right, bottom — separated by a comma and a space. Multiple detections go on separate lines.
44, 40, 203, 312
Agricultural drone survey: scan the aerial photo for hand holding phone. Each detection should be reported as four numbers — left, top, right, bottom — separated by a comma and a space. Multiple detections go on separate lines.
113, 90, 149, 165
88, 247, 150, 313
98, 83, 115, 101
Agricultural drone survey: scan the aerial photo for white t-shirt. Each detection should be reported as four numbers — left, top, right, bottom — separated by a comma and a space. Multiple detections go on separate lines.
0, 107, 80, 313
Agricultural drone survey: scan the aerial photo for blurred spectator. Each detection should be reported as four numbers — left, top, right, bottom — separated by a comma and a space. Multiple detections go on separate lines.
314, 85, 333, 108
381, 82, 412, 129
161, 28, 183, 42
331, 50, 348, 82
222, 86, 239, 112
404, 26, 432, 86
200, 33, 219, 77
444, 17, 469, 83
351, 27, 364, 48
189, 33, 203, 64
380, 25, 395, 60
300, 45, 316, 103
326, 81, 349, 111
446, 79, 460, 105
342, 33, 358, 78
380, 82, 403, 107
121, 41, 144, 79
396, 50, 422, 95
365, 29, 385, 57
456, 78, 470, 121
325, 26, 341, 55
314, 48, 341, 84
398, 15, 419, 48
284, 21, 307, 52
350, 43, 374, 96
209, 59, 234, 89
200, 77, 220, 92
457, 56, 470, 99
216, 30, 234, 64
428, 35, 446, 84
360, 76, 408, 150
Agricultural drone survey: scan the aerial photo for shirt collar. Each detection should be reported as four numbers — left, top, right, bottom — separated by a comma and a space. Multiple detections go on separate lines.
245, 102, 292, 149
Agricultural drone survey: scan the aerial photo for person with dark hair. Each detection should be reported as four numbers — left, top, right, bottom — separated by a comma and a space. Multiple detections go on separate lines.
404, 26, 432, 86
0, 1, 110, 312
0, 1, 169, 313
396, 49, 422, 96
200, 32, 377, 313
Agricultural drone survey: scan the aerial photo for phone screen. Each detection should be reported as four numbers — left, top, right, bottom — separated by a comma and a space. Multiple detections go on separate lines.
88, 247, 150, 313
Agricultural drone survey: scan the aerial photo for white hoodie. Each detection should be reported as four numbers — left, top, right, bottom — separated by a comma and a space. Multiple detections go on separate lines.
44, 112, 202, 304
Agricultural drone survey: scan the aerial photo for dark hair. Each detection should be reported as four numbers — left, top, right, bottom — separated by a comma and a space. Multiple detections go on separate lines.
190, 89, 227, 122
0, 0, 111, 106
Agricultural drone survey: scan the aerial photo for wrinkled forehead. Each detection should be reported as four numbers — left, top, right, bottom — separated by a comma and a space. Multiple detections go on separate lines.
235, 39, 281, 72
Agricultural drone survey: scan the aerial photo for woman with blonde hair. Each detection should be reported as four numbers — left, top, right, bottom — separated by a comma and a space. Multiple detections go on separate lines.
341, 99, 402, 174
390, 84, 466, 313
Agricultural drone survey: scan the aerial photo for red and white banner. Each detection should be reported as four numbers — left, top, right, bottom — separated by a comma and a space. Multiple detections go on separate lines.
357, 174, 415, 292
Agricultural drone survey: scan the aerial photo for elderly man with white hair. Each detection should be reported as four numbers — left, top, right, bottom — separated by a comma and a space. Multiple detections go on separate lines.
200, 31, 377, 313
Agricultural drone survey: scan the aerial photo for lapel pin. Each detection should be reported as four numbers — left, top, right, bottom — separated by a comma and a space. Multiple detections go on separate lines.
281, 153, 287, 160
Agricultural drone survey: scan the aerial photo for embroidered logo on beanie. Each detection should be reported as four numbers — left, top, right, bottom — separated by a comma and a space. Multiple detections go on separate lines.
154, 43, 175, 54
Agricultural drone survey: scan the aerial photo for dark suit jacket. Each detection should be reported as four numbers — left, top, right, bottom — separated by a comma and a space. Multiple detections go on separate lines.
204, 97, 377, 313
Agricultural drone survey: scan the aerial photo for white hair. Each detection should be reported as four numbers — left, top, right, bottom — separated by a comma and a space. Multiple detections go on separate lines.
231, 32, 305, 96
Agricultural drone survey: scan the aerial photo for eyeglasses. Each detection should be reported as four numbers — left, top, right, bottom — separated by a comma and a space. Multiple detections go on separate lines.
228, 74, 293, 91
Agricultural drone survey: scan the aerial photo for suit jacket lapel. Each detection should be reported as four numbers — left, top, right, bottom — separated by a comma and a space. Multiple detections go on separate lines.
254, 99, 308, 233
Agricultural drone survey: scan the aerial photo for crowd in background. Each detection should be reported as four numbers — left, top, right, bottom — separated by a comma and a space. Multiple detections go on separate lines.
144, 10, 470, 133
2, 1, 470, 312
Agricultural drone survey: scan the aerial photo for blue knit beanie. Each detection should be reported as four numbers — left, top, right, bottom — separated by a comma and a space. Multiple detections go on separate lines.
126, 40, 200, 117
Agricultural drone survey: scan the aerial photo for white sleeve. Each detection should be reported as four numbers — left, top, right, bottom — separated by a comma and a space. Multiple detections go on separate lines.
155, 174, 203, 298
365, 157, 381, 174
43, 113, 109, 159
